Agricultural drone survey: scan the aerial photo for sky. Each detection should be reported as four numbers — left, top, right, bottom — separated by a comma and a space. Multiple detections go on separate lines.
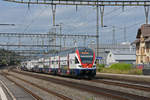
0, 0, 148, 47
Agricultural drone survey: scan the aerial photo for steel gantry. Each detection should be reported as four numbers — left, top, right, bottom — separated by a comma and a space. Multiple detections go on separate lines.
4, 0, 150, 6
4, 0, 150, 25
0, 32, 97, 56
0, 44, 60, 47
3, 0, 150, 59
0, 32, 96, 38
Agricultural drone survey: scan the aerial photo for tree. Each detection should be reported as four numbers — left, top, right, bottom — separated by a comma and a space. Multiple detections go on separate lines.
0, 49, 21, 66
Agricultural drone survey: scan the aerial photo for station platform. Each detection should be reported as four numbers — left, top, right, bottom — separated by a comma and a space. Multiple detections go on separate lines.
96, 73, 150, 83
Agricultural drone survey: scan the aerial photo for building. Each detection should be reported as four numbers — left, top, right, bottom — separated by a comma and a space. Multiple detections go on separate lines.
106, 50, 136, 66
88, 42, 136, 64
134, 24, 150, 64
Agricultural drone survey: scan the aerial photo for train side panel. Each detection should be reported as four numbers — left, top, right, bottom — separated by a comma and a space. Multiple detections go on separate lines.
21, 47, 96, 78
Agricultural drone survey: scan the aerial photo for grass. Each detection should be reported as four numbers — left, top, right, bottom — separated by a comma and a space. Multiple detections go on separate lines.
110, 63, 132, 71
97, 63, 142, 75
96, 63, 105, 72
87, 96, 95, 100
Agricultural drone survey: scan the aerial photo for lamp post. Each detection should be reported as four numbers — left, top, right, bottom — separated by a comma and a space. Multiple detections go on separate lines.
55, 23, 63, 51
103, 25, 116, 45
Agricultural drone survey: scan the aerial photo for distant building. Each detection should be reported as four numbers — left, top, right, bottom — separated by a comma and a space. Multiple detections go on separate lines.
134, 24, 150, 64
88, 42, 136, 64
106, 50, 136, 66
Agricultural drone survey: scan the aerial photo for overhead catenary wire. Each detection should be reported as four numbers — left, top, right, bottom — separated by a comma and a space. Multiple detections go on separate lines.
23, 5, 50, 32
0, 0, 148, 47
109, 21, 144, 43
101, 6, 143, 32
101, 20, 144, 43
104, 7, 122, 17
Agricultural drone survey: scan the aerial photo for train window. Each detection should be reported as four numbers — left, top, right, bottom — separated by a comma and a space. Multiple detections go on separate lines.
52, 61, 54, 64
80, 57, 93, 64
75, 57, 79, 64
95, 61, 96, 64
70, 59, 73, 64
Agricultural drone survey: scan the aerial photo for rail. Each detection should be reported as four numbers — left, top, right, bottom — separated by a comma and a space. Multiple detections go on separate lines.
11, 69, 150, 100
2, 71, 72, 100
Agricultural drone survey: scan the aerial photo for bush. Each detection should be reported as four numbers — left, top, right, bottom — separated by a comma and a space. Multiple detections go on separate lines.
129, 69, 142, 75
109, 63, 132, 71
1, 59, 8, 66
0, 49, 21, 66
99, 63, 142, 75
96, 64, 105, 72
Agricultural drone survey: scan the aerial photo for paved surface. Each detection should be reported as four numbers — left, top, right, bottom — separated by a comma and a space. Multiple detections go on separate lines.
0, 75, 35, 100
96, 73, 150, 83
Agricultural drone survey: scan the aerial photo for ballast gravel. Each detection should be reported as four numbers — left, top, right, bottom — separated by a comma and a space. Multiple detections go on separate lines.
7, 70, 117, 100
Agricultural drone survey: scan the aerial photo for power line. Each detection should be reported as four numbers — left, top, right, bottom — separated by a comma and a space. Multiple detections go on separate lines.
23, 6, 49, 32
0, 32, 97, 38
104, 7, 122, 17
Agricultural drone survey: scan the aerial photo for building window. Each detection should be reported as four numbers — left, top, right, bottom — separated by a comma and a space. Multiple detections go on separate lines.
141, 56, 143, 62
146, 44, 149, 53
146, 48, 149, 53
141, 47, 145, 54
137, 50, 139, 54
147, 57, 149, 62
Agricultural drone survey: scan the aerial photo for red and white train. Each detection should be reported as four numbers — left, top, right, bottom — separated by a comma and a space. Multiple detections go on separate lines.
21, 47, 96, 78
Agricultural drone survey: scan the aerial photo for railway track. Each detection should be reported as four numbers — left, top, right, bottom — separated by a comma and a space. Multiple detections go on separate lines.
10, 69, 150, 100
89, 79, 150, 92
0, 72, 42, 100
1, 71, 72, 100
95, 76, 150, 86
0, 79, 17, 100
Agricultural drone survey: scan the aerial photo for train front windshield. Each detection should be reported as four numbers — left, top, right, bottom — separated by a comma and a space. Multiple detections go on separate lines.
78, 48, 94, 64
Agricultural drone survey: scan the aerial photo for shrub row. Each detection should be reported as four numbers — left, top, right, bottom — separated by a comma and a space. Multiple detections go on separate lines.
97, 63, 142, 75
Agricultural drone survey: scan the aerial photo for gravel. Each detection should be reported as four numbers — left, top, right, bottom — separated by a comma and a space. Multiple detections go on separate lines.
7, 70, 116, 100
20, 70, 150, 98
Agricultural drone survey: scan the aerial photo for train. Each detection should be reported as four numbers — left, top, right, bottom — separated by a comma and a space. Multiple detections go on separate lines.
20, 47, 96, 78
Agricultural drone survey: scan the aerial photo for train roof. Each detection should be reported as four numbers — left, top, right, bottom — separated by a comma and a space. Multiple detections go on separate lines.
57, 47, 93, 56
22, 47, 93, 61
